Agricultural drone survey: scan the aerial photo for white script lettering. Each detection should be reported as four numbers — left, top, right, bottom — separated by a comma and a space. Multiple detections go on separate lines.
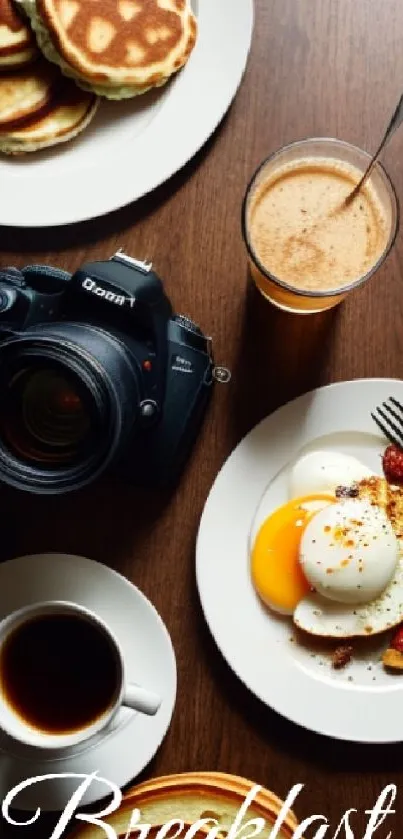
156, 820, 185, 839
122, 808, 152, 839
269, 784, 304, 838
292, 815, 329, 839
184, 818, 222, 839
226, 785, 265, 839
1, 775, 399, 839
2, 771, 121, 839
363, 785, 396, 839
333, 808, 357, 838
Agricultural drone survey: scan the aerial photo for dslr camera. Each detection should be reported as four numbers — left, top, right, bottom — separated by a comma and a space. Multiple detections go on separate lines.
0, 252, 220, 494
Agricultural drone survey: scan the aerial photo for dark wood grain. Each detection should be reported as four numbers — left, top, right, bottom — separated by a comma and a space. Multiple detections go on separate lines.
2, 0, 403, 835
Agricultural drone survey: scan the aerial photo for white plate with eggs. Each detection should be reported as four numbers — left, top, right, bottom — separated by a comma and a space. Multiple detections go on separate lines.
196, 378, 403, 743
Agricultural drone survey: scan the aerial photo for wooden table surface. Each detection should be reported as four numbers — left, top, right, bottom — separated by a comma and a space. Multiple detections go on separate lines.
2, 0, 403, 835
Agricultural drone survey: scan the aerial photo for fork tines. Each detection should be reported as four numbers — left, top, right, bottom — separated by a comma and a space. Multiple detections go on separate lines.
371, 397, 403, 449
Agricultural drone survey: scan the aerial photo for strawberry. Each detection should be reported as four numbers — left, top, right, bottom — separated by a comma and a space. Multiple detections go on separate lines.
390, 625, 403, 653
382, 444, 403, 484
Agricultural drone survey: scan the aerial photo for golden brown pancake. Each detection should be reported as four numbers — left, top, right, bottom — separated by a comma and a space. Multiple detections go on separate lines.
68, 772, 299, 839
0, 58, 58, 128
0, 68, 98, 152
21, 0, 197, 98
0, 0, 38, 68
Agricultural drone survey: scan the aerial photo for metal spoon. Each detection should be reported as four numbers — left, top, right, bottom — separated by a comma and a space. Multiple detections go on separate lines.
345, 92, 403, 204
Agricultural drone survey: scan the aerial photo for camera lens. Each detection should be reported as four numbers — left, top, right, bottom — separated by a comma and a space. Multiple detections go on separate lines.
2, 366, 92, 466
0, 324, 141, 493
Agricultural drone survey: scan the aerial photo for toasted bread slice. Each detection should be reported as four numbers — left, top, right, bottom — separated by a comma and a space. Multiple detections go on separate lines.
357, 475, 403, 539
68, 772, 298, 839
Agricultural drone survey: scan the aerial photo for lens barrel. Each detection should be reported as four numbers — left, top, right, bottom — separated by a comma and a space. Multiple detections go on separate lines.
0, 323, 141, 493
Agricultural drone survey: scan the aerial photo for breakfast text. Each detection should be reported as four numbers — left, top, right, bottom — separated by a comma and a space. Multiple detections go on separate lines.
1, 773, 397, 839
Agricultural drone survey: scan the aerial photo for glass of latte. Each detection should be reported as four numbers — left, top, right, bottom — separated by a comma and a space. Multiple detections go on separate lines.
242, 138, 399, 314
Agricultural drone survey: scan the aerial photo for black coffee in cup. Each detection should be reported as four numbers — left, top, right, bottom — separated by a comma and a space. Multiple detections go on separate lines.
0, 612, 120, 734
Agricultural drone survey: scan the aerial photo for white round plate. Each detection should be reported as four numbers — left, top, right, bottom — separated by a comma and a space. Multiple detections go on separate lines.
0, 0, 254, 227
196, 378, 403, 744
0, 553, 176, 812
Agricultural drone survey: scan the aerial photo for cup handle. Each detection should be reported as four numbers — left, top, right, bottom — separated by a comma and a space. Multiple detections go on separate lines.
122, 683, 161, 716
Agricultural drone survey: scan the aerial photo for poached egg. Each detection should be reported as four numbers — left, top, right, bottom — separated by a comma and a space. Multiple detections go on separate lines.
289, 450, 373, 498
251, 450, 403, 638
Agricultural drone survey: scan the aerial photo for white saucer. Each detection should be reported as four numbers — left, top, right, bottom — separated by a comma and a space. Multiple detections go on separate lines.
0, 553, 177, 812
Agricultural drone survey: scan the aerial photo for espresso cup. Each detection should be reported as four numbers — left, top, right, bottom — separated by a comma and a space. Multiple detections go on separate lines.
0, 600, 162, 751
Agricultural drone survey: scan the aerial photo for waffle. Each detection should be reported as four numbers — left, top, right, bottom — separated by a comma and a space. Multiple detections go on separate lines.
20, 0, 197, 98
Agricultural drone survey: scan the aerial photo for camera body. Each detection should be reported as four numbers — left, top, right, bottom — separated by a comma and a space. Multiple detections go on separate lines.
0, 253, 216, 493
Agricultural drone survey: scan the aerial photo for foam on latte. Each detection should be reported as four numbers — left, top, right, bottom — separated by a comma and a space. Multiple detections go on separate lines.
247, 157, 390, 292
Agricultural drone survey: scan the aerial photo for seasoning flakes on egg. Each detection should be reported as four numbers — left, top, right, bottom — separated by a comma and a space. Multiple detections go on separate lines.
250, 450, 403, 652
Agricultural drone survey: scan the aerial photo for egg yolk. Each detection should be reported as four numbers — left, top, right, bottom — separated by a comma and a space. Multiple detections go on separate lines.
251, 494, 335, 614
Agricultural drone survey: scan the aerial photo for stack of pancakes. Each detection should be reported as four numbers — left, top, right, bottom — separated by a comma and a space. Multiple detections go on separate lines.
0, 0, 38, 67
69, 772, 299, 839
0, 0, 197, 153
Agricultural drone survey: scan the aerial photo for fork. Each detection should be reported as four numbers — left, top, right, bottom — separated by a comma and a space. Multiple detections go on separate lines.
371, 397, 403, 448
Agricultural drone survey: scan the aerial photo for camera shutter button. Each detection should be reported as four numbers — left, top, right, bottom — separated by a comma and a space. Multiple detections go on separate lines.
140, 399, 158, 419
